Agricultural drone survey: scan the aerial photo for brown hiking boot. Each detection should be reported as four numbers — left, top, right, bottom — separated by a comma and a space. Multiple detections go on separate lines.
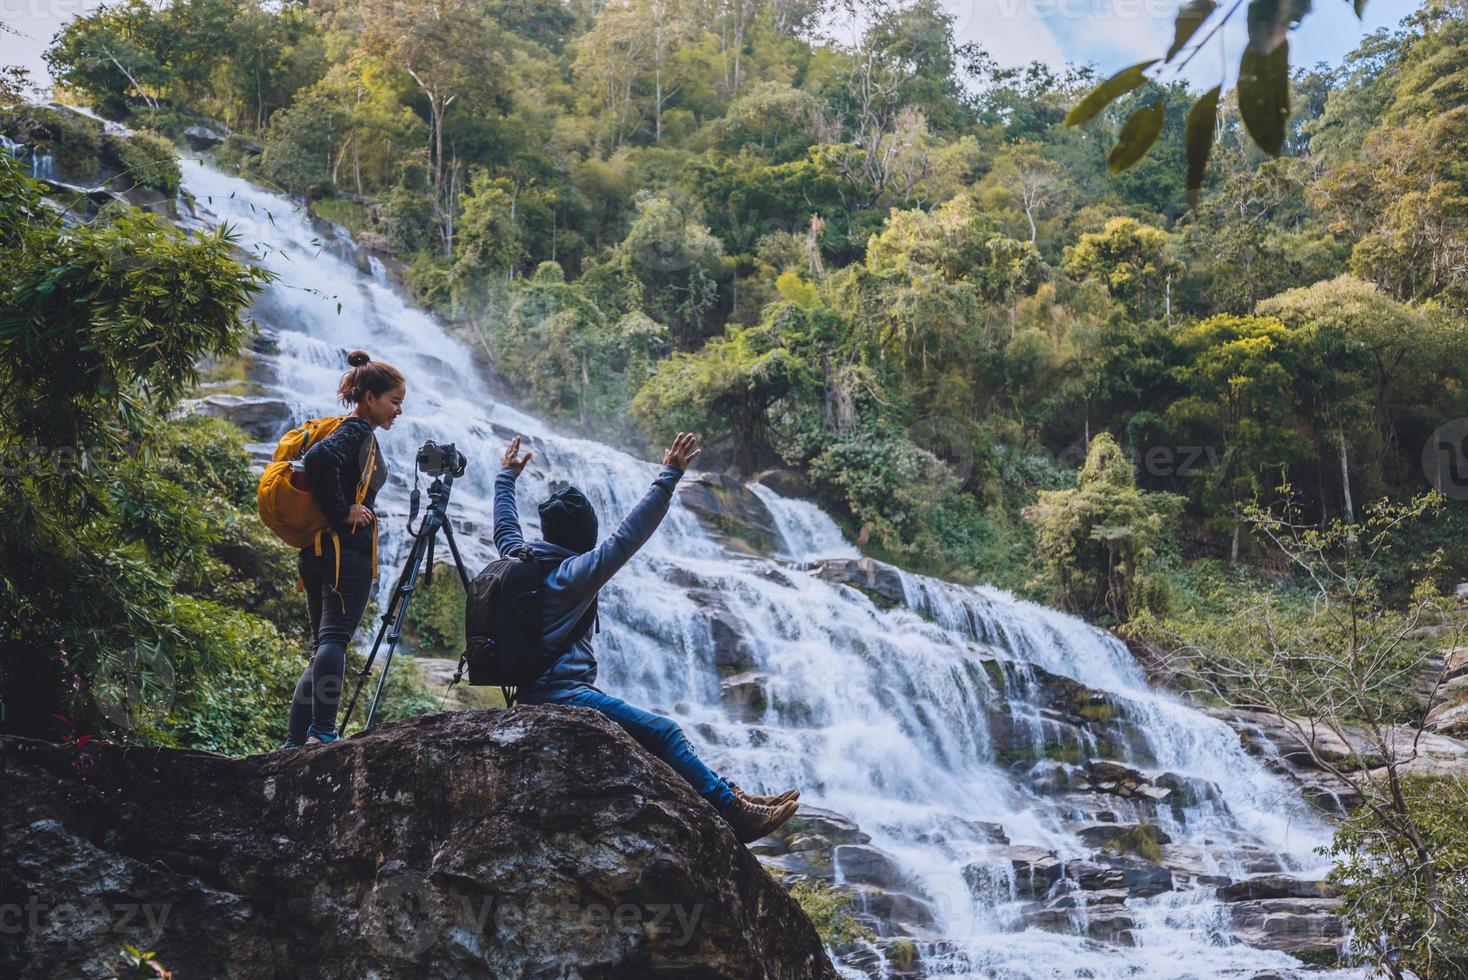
729, 782, 800, 807
724, 796, 799, 844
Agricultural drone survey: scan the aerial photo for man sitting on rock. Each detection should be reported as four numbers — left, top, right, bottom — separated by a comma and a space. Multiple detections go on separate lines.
494, 432, 801, 844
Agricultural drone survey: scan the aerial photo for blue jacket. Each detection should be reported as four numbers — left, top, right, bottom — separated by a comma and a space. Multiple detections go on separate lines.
492, 462, 685, 700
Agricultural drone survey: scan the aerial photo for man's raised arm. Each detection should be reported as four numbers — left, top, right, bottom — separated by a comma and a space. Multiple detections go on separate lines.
493, 436, 534, 557
555, 432, 701, 596
555, 464, 682, 595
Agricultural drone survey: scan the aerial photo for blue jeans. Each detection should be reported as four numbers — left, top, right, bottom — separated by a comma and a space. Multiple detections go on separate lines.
541, 687, 737, 814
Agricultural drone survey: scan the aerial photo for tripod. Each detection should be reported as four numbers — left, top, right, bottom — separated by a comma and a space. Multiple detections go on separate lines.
340, 470, 472, 732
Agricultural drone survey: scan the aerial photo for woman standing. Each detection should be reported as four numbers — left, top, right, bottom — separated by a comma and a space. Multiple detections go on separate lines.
284, 350, 405, 747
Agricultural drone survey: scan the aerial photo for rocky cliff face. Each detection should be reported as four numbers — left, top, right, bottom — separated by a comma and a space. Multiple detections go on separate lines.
1, 707, 838, 980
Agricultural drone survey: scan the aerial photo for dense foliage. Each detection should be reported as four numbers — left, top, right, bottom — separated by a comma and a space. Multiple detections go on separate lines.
1327, 775, 1468, 977
0, 151, 296, 749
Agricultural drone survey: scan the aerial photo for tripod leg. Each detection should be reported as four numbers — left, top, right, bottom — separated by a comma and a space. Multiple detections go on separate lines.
363, 527, 435, 729
341, 529, 428, 730
441, 519, 473, 591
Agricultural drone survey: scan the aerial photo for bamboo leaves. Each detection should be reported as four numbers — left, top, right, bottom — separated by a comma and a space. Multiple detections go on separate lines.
1167, 0, 1217, 62
1065, 0, 1306, 198
1246, 0, 1312, 55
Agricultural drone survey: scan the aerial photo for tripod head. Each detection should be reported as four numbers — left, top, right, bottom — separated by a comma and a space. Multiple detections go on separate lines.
409, 470, 456, 537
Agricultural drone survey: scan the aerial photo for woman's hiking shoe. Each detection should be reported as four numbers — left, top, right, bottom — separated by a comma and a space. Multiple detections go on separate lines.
305, 724, 340, 744
724, 796, 799, 844
729, 782, 800, 807
281, 737, 302, 750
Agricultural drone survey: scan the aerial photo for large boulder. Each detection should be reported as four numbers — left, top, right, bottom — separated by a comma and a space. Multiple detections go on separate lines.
186, 393, 293, 441
1, 708, 838, 979
183, 125, 227, 151
752, 468, 812, 500
807, 557, 907, 610
677, 473, 782, 556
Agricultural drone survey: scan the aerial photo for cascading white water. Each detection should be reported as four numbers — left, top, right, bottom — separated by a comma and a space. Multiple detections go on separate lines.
176, 158, 1362, 979
30, 150, 55, 182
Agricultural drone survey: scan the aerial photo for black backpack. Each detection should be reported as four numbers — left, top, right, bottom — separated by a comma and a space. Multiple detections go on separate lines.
457, 545, 598, 707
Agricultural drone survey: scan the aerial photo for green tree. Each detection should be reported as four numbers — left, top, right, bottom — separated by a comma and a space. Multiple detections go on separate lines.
1064, 217, 1181, 321
1145, 494, 1466, 979
1180, 158, 1345, 316
44, 0, 169, 117
0, 154, 282, 745
1165, 313, 1310, 558
1024, 432, 1180, 622
631, 302, 817, 473
1258, 276, 1457, 518
262, 89, 350, 195
603, 193, 727, 348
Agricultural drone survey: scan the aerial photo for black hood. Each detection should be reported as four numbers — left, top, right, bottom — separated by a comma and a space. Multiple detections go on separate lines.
538, 484, 598, 553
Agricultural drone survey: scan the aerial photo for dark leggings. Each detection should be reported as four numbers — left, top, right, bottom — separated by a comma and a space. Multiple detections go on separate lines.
288, 538, 374, 741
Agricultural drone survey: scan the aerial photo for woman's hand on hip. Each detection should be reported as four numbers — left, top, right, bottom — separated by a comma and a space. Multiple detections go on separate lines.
344, 504, 375, 532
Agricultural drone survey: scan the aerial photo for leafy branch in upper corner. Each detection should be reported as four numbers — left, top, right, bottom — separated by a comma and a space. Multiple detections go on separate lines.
1067, 0, 1355, 203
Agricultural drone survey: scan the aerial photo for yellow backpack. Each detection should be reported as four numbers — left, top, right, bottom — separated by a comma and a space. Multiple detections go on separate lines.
257, 416, 379, 592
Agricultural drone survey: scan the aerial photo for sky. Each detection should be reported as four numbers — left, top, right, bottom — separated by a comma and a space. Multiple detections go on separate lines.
937, 0, 1426, 88
0, 0, 1428, 97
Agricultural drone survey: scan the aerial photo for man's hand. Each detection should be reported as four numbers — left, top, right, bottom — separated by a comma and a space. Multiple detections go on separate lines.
662, 432, 701, 471
501, 435, 533, 474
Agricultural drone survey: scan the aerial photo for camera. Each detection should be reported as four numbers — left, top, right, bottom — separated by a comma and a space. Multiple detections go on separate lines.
417, 440, 467, 478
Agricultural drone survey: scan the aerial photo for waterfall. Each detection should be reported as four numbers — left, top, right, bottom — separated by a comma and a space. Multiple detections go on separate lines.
175, 158, 1361, 979
748, 481, 859, 562
30, 150, 55, 182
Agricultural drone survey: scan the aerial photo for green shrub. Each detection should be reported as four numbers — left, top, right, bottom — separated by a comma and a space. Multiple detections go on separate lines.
356, 652, 447, 728
1326, 775, 1468, 977
161, 595, 300, 755
786, 880, 873, 947
124, 105, 200, 139
212, 133, 264, 177
404, 565, 466, 655
107, 129, 180, 195
0, 153, 272, 744
1023, 433, 1181, 624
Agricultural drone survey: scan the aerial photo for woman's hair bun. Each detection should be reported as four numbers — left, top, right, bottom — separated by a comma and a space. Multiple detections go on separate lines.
347, 349, 372, 367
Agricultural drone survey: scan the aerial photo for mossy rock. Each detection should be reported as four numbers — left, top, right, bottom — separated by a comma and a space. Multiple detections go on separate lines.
196, 351, 266, 396
786, 879, 873, 946
980, 658, 1005, 687
1044, 740, 1084, 765
885, 937, 918, 970
1070, 689, 1121, 723
1076, 823, 1169, 863
852, 582, 901, 611
677, 473, 781, 555
103, 129, 181, 195
1, 105, 102, 184
1293, 947, 1344, 967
